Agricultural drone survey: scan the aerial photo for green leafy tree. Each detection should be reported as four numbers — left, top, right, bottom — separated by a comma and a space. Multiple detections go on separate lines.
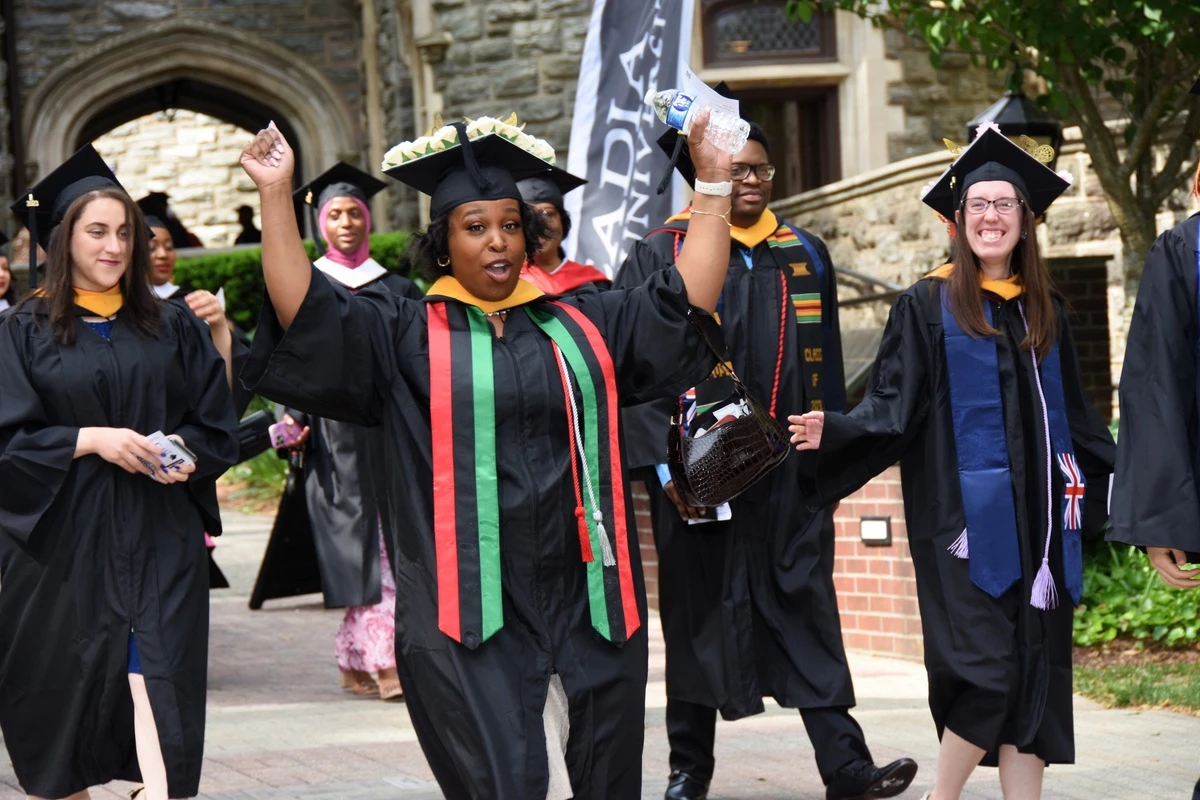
788, 0, 1200, 278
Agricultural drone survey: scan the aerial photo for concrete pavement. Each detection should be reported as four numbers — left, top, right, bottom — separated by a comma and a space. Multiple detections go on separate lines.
2, 510, 1197, 799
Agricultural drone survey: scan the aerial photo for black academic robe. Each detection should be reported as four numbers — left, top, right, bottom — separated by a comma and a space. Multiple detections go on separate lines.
0, 300, 239, 797
616, 221, 852, 720
249, 271, 423, 609
805, 278, 1114, 765
242, 249, 718, 800
1110, 213, 1200, 561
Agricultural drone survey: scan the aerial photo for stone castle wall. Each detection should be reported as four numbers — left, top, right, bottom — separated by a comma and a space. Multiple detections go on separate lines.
94, 110, 258, 248
431, 0, 592, 167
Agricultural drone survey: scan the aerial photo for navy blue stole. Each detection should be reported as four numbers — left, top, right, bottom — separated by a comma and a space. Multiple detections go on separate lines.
941, 286, 1085, 605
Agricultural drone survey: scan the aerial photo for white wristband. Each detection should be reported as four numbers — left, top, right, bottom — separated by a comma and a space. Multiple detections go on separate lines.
694, 178, 732, 197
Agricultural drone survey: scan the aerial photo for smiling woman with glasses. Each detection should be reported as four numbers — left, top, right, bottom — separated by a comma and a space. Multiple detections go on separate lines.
962, 196, 1023, 215
789, 127, 1115, 800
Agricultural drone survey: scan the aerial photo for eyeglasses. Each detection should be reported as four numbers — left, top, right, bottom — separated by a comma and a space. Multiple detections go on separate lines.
963, 197, 1023, 215
731, 163, 776, 181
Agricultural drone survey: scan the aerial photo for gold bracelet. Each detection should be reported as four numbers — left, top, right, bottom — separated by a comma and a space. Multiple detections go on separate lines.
690, 207, 732, 227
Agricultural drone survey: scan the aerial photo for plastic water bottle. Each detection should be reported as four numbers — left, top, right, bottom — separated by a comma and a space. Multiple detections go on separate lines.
645, 89, 750, 154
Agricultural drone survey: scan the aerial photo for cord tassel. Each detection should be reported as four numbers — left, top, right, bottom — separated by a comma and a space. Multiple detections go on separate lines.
594, 511, 616, 567
948, 528, 969, 559
575, 507, 594, 563
1031, 557, 1058, 609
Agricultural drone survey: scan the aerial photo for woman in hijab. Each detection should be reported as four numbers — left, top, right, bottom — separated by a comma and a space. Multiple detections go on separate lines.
237, 112, 732, 799
249, 163, 422, 702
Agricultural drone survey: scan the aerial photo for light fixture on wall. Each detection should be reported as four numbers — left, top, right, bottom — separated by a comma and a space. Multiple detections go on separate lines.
860, 516, 892, 547
966, 66, 1064, 170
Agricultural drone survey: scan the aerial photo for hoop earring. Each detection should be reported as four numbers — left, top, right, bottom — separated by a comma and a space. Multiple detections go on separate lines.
437, 255, 450, 268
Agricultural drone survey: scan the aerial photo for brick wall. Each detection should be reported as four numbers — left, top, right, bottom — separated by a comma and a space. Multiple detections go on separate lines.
1051, 256, 1113, 420
632, 467, 924, 661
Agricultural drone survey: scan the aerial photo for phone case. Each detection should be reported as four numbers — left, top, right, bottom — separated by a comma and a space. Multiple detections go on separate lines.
269, 419, 305, 449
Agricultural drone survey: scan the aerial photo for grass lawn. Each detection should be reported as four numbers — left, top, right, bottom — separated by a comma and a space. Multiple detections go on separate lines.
1074, 651, 1200, 714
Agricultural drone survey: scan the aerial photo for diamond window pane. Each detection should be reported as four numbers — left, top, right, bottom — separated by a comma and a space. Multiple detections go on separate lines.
713, 5, 822, 58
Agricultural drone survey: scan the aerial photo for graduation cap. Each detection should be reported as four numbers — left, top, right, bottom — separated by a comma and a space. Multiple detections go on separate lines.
384, 122, 574, 220
293, 161, 387, 254
515, 169, 586, 211
144, 215, 167, 231
1192, 77, 1200, 95
8, 143, 125, 289
921, 126, 1070, 221
0, 230, 9, 250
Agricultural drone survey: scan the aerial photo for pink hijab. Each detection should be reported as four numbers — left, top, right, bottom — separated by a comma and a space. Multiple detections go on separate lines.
318, 196, 372, 268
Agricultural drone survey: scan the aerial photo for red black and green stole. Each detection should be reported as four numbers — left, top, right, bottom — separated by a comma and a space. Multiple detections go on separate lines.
655, 208, 829, 414
425, 276, 639, 650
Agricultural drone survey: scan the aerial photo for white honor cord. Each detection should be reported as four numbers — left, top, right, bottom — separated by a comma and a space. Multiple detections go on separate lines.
554, 345, 617, 567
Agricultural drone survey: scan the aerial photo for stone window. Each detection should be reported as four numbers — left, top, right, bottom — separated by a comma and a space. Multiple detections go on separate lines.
702, 0, 836, 67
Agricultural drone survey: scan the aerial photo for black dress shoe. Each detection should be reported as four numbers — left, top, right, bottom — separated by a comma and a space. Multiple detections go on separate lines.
826, 758, 918, 800
665, 769, 710, 800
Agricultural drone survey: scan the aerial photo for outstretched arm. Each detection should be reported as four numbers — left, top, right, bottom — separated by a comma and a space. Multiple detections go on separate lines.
671, 111, 734, 313
240, 122, 311, 329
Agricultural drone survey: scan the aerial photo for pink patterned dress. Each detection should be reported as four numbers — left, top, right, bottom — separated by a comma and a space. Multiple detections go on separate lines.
334, 531, 397, 673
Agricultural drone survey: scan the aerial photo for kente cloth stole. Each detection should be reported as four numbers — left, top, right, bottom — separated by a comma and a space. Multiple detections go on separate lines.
764, 224, 832, 412
941, 286, 1084, 603
425, 301, 639, 650
662, 219, 832, 414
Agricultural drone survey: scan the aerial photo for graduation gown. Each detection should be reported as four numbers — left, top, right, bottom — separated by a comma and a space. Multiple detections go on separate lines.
242, 247, 718, 800
616, 216, 853, 720
0, 299, 238, 797
520, 259, 612, 295
804, 277, 1114, 764
1110, 213, 1200, 561
250, 265, 424, 609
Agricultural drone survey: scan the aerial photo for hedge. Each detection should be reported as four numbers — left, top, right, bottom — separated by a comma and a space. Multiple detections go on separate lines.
174, 231, 420, 330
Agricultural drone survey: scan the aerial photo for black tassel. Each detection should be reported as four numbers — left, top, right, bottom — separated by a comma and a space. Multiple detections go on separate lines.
451, 122, 494, 194
656, 134, 685, 196
309, 202, 325, 257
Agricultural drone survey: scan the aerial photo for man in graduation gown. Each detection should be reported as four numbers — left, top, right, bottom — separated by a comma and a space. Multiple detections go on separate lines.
617, 121, 917, 800
517, 171, 611, 295
1109, 78, 1200, 800
250, 162, 424, 612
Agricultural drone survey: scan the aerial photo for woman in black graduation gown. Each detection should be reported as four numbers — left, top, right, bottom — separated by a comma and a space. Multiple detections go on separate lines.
250, 163, 422, 702
0, 145, 238, 799
237, 113, 732, 799
789, 128, 1114, 800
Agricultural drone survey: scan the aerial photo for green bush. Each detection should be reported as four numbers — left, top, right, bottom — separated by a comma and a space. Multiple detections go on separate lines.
175, 231, 416, 330
1074, 541, 1200, 648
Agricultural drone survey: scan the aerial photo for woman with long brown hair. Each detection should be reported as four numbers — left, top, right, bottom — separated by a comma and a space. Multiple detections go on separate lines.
0, 144, 238, 800
787, 127, 1114, 800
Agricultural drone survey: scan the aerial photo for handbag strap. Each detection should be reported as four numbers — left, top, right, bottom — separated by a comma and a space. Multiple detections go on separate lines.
687, 310, 750, 396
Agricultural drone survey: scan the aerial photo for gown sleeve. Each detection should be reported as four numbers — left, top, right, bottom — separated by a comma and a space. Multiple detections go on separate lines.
588, 240, 723, 406
1056, 307, 1116, 538
804, 289, 931, 506
170, 309, 240, 482
0, 317, 81, 545
240, 265, 415, 427
1108, 225, 1200, 554
817, 235, 847, 413
611, 233, 684, 472
230, 326, 255, 418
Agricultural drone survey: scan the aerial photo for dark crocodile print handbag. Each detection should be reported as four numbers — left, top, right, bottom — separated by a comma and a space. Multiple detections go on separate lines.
666, 318, 791, 507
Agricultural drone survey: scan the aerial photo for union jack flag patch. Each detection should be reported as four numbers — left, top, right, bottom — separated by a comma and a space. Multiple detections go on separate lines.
1057, 452, 1085, 531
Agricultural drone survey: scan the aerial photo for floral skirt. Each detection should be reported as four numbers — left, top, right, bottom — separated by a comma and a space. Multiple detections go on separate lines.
334, 530, 396, 673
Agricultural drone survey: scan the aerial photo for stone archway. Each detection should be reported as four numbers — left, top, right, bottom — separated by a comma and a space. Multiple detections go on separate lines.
23, 20, 359, 189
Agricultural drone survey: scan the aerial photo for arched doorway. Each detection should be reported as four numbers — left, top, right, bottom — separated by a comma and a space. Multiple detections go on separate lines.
22, 19, 359, 204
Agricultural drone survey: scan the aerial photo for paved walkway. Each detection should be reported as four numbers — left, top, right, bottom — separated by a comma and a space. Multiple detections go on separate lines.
2, 510, 1197, 799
